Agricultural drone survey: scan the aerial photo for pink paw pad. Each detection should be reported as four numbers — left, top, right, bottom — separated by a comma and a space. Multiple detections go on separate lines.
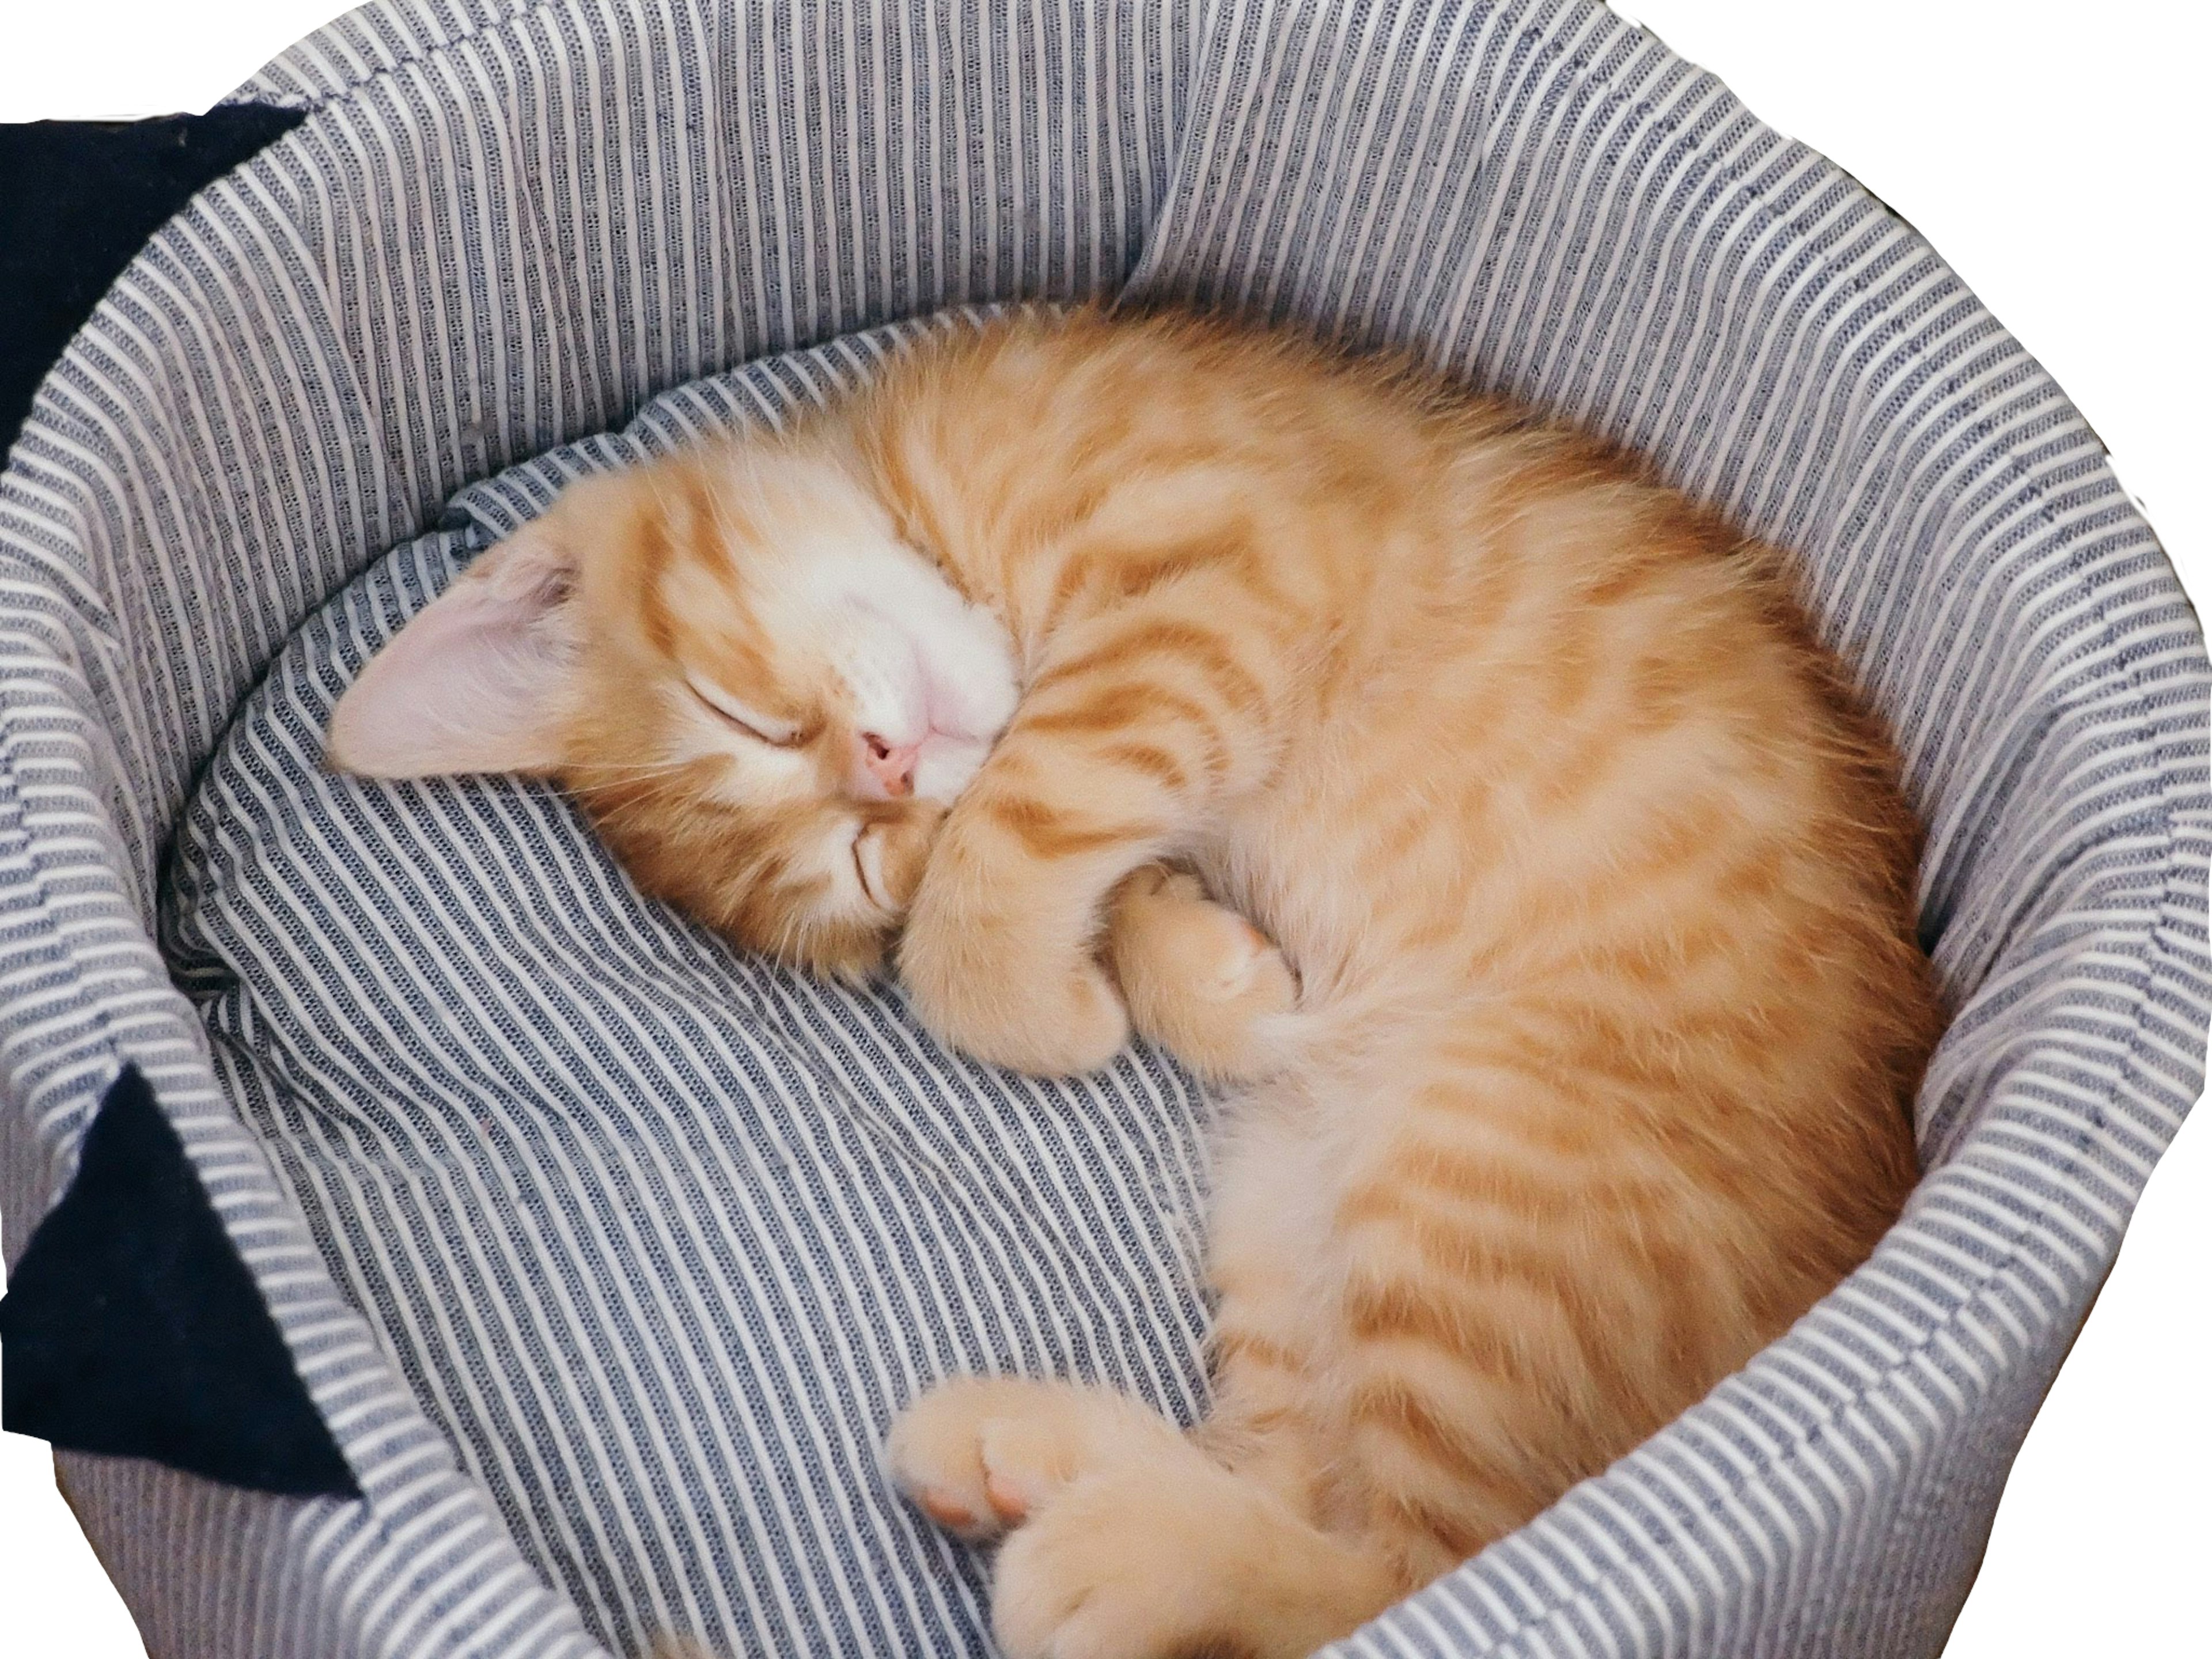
917, 1489, 980, 1532
983, 1469, 1034, 1524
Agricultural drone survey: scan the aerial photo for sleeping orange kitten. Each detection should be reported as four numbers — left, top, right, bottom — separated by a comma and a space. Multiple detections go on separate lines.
329, 308, 1939, 1659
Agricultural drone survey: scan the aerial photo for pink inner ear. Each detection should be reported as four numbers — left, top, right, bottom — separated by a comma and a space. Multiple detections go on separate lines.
325, 527, 579, 778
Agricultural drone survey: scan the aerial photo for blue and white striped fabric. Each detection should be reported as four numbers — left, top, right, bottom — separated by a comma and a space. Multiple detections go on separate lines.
1, 2, 2202, 1656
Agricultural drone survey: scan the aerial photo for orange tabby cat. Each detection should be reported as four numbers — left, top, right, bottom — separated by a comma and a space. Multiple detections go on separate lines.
329, 308, 1938, 1659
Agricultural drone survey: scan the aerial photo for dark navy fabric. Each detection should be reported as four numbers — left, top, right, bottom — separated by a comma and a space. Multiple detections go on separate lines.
0, 1064, 358, 1498
0, 107, 306, 456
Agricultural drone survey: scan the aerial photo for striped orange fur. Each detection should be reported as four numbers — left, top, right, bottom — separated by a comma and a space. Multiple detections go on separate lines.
329, 307, 1939, 1659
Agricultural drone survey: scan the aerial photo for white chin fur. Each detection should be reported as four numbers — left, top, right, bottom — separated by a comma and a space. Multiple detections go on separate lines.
914, 733, 993, 803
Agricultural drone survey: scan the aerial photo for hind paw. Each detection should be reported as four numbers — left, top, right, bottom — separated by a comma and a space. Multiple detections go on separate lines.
887, 1376, 1185, 1542
990, 1461, 1378, 1659
1108, 868, 1296, 1081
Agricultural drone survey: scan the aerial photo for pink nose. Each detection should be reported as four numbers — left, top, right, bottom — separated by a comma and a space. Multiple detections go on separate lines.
863, 733, 921, 798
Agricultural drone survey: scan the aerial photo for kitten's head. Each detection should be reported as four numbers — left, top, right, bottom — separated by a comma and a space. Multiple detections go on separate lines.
326, 438, 1018, 978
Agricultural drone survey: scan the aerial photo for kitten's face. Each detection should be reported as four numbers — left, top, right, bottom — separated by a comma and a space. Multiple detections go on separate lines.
327, 440, 1018, 978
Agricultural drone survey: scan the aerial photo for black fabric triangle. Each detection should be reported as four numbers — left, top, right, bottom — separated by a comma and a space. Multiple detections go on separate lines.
0, 1065, 359, 1498
0, 105, 308, 456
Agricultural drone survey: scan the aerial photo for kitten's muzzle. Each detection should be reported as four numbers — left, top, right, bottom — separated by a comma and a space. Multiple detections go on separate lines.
860, 731, 921, 798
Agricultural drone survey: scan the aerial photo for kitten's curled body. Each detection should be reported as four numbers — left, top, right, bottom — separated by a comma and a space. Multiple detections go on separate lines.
330, 308, 1938, 1659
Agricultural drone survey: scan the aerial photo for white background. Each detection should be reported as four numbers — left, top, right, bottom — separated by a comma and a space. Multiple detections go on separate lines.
0, 1, 2205, 1654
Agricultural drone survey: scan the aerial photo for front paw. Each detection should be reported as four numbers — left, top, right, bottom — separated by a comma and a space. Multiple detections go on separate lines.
907, 944, 1129, 1075
899, 892, 1129, 1077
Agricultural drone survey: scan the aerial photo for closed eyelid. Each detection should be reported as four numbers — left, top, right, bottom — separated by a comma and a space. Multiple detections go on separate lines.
684, 676, 802, 745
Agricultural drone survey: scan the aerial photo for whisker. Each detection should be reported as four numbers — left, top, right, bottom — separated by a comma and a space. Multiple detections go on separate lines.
572, 759, 698, 784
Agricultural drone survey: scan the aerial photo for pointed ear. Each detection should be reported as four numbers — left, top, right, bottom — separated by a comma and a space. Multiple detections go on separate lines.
325, 518, 582, 778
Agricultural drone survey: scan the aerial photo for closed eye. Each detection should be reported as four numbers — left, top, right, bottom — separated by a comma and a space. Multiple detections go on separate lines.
685, 676, 803, 747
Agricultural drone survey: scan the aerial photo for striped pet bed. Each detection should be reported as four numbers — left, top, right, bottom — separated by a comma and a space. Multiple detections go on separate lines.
2, 2, 2204, 1657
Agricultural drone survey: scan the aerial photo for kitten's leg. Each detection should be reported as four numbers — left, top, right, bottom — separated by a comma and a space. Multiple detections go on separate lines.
898, 583, 1289, 1075
1194, 1082, 1341, 1517
1106, 866, 1297, 1081
887, 1377, 1400, 1659
888, 1097, 1340, 1533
